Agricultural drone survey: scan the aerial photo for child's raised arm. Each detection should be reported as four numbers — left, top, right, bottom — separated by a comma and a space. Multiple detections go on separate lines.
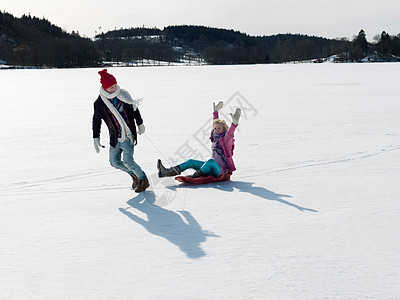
230, 108, 241, 125
212, 101, 223, 120
225, 108, 241, 139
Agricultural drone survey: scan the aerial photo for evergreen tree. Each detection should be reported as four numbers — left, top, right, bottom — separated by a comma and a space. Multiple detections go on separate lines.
353, 29, 368, 53
350, 29, 368, 61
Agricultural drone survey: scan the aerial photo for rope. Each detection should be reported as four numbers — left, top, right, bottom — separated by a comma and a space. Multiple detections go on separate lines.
144, 133, 186, 209
143, 133, 180, 174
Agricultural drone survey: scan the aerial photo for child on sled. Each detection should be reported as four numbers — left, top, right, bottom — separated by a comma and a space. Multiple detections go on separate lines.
157, 101, 241, 179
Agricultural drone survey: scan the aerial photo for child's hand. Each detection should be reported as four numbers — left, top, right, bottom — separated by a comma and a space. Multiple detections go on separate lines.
230, 108, 241, 125
213, 101, 224, 112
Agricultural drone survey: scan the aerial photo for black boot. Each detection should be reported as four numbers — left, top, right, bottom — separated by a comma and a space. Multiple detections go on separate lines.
190, 169, 204, 178
157, 159, 181, 178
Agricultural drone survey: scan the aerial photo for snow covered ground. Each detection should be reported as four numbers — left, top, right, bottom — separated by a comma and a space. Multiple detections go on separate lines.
0, 63, 399, 299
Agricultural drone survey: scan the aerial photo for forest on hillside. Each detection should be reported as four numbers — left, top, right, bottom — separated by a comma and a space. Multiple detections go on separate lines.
1, 11, 399, 68
0, 12, 99, 67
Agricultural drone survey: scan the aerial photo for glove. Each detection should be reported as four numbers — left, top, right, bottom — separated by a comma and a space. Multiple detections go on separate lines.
138, 123, 145, 135
230, 108, 241, 125
213, 101, 223, 112
93, 138, 104, 153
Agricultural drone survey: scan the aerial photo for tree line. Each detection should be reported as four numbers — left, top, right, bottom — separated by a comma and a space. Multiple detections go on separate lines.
336, 29, 400, 62
0, 12, 99, 67
1, 11, 399, 68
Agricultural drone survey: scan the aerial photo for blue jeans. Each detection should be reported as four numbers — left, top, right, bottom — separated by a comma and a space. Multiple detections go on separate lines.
109, 139, 146, 179
179, 159, 221, 178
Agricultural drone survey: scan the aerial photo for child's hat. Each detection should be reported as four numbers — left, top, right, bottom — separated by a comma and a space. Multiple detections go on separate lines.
98, 69, 117, 89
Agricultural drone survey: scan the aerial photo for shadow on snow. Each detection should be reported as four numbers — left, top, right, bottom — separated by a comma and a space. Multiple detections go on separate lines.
169, 180, 318, 212
119, 191, 219, 259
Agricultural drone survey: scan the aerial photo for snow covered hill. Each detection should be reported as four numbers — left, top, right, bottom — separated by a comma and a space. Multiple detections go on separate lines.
0, 63, 399, 299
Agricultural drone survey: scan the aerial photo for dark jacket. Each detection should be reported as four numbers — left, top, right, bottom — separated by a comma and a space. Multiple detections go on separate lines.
92, 95, 143, 148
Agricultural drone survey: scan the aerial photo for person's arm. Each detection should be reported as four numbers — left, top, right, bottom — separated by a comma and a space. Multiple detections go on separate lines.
213, 101, 223, 120
133, 108, 145, 134
92, 100, 104, 153
225, 108, 241, 139
92, 101, 102, 139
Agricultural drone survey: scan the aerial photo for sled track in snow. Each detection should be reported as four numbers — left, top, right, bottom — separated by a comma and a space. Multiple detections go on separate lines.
275, 145, 400, 173
0, 169, 125, 196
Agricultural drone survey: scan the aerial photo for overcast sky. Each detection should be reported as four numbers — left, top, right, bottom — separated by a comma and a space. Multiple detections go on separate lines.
3, 0, 400, 41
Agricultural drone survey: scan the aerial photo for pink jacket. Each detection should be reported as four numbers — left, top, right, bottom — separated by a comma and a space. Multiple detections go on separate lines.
213, 111, 237, 173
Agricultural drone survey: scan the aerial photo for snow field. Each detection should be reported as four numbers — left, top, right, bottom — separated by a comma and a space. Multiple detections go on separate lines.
0, 63, 399, 299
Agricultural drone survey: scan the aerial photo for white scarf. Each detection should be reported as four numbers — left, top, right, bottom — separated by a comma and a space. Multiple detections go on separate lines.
99, 85, 143, 143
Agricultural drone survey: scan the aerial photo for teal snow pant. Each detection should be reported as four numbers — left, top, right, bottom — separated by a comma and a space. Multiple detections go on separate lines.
179, 159, 221, 178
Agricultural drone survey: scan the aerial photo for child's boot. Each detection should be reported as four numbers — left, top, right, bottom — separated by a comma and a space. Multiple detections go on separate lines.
157, 159, 181, 177
190, 169, 204, 178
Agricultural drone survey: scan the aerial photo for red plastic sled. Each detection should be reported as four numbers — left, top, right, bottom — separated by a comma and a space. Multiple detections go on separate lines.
175, 173, 231, 184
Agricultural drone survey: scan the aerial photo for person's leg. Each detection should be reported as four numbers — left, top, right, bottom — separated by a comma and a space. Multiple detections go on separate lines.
109, 142, 131, 174
120, 140, 146, 180
199, 159, 221, 177
178, 159, 204, 173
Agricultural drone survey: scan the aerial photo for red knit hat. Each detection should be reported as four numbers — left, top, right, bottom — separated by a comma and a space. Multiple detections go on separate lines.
98, 69, 117, 89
